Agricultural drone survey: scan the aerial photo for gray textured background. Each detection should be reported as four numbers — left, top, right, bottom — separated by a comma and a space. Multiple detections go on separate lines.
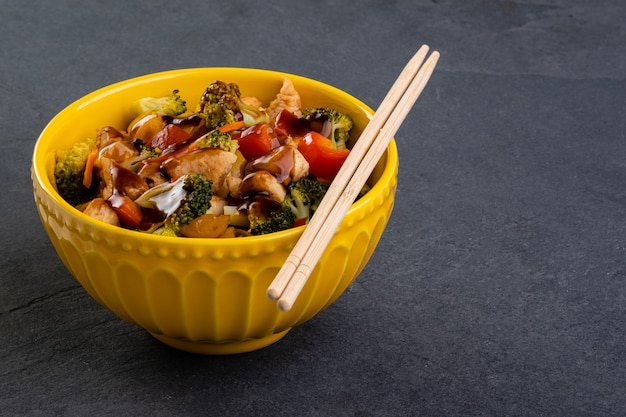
2, 1, 625, 416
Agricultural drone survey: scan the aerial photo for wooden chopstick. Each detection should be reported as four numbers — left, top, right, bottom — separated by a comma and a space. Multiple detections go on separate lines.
266, 45, 431, 301
266, 45, 440, 312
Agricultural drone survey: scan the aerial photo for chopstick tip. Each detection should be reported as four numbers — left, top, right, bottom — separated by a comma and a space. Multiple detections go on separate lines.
266, 287, 281, 300
277, 299, 293, 312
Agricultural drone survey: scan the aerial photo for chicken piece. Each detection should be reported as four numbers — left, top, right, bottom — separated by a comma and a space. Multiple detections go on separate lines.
99, 157, 149, 200
239, 170, 287, 202
96, 126, 125, 149
288, 148, 309, 183
96, 140, 137, 167
208, 195, 227, 215
218, 227, 237, 238
161, 148, 237, 197
180, 214, 230, 238
249, 145, 309, 185
267, 78, 302, 120
137, 160, 168, 187
225, 175, 243, 199
82, 198, 120, 226
98, 157, 114, 199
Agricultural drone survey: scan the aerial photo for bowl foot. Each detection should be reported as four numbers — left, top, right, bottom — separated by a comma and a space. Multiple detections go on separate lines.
149, 328, 291, 355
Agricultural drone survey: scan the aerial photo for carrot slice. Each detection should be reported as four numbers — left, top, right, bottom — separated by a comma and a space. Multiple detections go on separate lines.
82, 146, 98, 188
109, 195, 143, 229
217, 121, 245, 133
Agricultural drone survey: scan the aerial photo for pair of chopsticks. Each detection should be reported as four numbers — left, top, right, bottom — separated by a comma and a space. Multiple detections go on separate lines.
267, 45, 440, 312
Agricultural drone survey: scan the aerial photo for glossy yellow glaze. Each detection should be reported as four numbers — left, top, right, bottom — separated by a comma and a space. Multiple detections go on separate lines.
31, 68, 398, 354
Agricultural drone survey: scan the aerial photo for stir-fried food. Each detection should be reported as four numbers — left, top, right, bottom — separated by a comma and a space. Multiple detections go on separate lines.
54, 79, 367, 238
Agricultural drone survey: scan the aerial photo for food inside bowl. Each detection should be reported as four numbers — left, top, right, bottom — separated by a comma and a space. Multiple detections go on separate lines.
53, 78, 368, 238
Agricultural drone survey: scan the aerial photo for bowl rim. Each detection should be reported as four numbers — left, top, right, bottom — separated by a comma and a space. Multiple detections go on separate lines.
32, 67, 398, 246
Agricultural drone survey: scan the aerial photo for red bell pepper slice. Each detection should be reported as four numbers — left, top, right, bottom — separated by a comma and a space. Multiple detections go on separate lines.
149, 124, 192, 150
297, 131, 350, 181
294, 217, 308, 227
273, 109, 310, 138
237, 123, 280, 161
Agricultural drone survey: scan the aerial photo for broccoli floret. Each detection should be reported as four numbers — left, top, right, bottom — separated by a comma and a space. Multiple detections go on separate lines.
54, 137, 98, 206
131, 89, 187, 117
123, 138, 163, 171
151, 225, 178, 237
196, 130, 239, 153
284, 177, 330, 223
248, 198, 295, 235
198, 102, 236, 131
132, 138, 162, 157
135, 174, 213, 236
302, 107, 354, 150
197, 80, 268, 131
165, 174, 213, 235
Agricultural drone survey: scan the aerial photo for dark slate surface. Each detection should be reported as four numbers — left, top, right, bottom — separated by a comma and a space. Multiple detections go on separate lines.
2, 1, 625, 416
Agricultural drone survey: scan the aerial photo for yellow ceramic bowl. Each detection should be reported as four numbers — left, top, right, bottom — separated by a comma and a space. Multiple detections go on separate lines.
31, 68, 398, 354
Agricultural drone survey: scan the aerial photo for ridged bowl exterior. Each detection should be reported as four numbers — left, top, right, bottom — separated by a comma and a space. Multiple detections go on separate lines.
31, 68, 398, 354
